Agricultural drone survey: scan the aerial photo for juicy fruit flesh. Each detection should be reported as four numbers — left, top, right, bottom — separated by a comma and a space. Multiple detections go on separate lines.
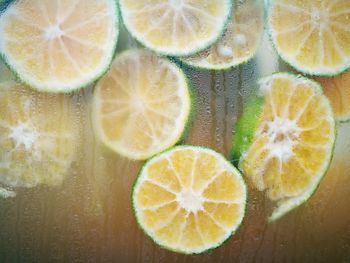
134, 147, 246, 254
315, 69, 350, 121
0, 0, 118, 91
182, 0, 263, 68
269, 0, 350, 75
0, 84, 78, 187
93, 50, 190, 160
120, 0, 231, 55
241, 74, 335, 201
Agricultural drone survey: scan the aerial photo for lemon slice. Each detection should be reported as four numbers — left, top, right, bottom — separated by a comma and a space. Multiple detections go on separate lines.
232, 73, 336, 221
133, 146, 246, 254
119, 0, 233, 56
268, 0, 350, 76
0, 82, 78, 188
0, 0, 119, 92
315, 69, 350, 122
181, 0, 263, 70
92, 49, 192, 160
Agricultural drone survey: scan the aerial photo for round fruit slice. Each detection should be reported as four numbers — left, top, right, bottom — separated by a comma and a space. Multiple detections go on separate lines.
315, 69, 350, 122
0, 0, 119, 92
232, 73, 336, 222
119, 0, 233, 56
0, 59, 15, 83
181, 0, 263, 70
133, 146, 246, 254
0, 82, 78, 188
268, 0, 350, 76
92, 49, 192, 160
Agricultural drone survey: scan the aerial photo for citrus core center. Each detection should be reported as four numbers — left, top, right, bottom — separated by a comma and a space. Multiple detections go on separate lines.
262, 117, 301, 162
45, 25, 63, 40
177, 190, 203, 213
9, 121, 39, 151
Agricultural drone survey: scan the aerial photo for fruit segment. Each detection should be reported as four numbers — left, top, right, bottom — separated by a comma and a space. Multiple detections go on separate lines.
234, 73, 335, 221
0, 0, 119, 92
133, 146, 246, 254
0, 82, 78, 188
92, 49, 192, 160
315, 70, 350, 122
119, 0, 233, 56
182, 0, 263, 69
269, 0, 350, 76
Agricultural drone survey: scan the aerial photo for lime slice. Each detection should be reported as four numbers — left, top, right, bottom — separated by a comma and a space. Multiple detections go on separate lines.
133, 146, 246, 254
0, 82, 78, 189
0, 59, 15, 83
92, 49, 192, 160
268, 0, 350, 76
0, 0, 119, 92
119, 0, 233, 56
181, 0, 264, 70
315, 69, 350, 122
232, 73, 336, 222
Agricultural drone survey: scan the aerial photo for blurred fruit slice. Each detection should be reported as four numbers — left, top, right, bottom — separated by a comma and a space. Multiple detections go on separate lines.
232, 73, 336, 222
92, 49, 192, 160
119, 0, 233, 56
181, 0, 263, 70
0, 59, 15, 83
0, 0, 119, 92
133, 146, 246, 254
315, 69, 350, 122
268, 0, 350, 76
0, 82, 78, 188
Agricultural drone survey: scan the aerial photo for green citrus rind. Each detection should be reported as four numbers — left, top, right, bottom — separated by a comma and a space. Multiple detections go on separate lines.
180, 0, 264, 70
132, 145, 247, 255
119, 0, 234, 57
267, 0, 350, 77
92, 49, 193, 161
232, 72, 336, 222
0, 0, 119, 93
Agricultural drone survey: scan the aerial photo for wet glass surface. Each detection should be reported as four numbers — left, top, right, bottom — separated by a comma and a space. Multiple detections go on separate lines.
0, 1, 350, 262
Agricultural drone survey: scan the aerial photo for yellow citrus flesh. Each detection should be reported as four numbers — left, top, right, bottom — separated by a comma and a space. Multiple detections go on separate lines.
0, 0, 118, 92
133, 146, 246, 254
240, 73, 335, 220
315, 69, 350, 122
119, 0, 232, 56
0, 83, 78, 188
269, 0, 350, 75
92, 50, 191, 160
182, 0, 263, 69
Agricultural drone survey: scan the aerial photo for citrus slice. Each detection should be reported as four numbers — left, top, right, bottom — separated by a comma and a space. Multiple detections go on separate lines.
119, 0, 233, 56
268, 0, 350, 76
0, 82, 78, 188
92, 49, 192, 160
0, 59, 15, 83
181, 0, 263, 70
315, 69, 350, 122
0, 0, 119, 92
232, 73, 336, 222
133, 146, 246, 254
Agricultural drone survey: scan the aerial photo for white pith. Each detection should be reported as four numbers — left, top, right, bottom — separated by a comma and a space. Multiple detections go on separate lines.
257, 117, 301, 167
93, 50, 191, 160
0, 0, 119, 92
120, 0, 233, 56
269, 0, 350, 75
180, 0, 264, 70
133, 146, 247, 254
245, 74, 336, 221
8, 121, 39, 151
